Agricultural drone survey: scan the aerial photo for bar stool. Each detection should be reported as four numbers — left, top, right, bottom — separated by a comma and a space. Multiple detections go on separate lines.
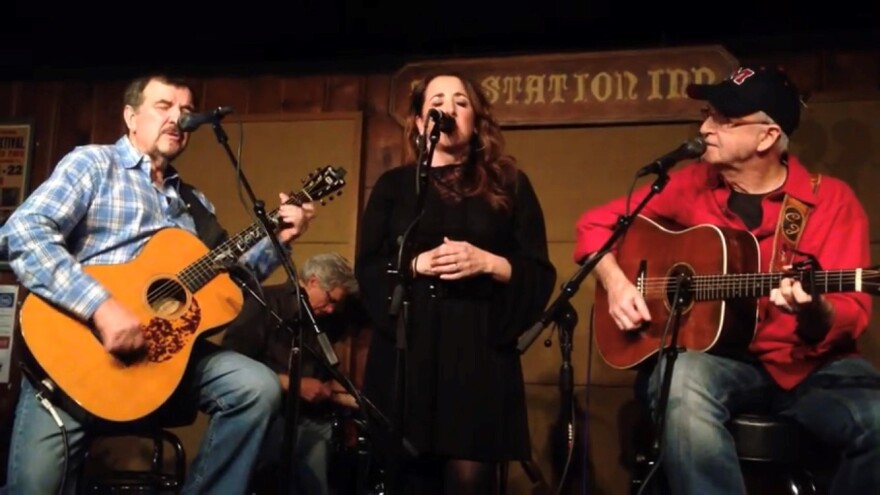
77, 403, 196, 495
78, 426, 187, 494
631, 412, 832, 495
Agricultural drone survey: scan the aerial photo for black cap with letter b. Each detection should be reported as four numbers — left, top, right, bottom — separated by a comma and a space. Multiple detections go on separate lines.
686, 66, 803, 136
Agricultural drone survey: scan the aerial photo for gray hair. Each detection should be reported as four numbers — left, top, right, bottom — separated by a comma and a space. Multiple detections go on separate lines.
300, 252, 359, 296
756, 110, 790, 153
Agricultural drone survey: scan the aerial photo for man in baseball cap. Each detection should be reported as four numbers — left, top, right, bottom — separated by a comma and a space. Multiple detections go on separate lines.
573, 64, 880, 495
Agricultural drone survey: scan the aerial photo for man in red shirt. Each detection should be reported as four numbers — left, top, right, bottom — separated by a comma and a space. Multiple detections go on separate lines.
574, 66, 880, 494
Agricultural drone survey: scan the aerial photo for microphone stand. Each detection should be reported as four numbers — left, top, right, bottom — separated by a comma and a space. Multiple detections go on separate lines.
205, 119, 332, 494
385, 122, 441, 494
639, 274, 690, 495
556, 300, 577, 492
517, 169, 672, 352
229, 276, 418, 490
516, 165, 675, 492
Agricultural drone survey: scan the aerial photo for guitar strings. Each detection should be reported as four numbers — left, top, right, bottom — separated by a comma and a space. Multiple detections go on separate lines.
143, 189, 310, 304
636, 270, 880, 298
638, 270, 880, 285
638, 275, 879, 289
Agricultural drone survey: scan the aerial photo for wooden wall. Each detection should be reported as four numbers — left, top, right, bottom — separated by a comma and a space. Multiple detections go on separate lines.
1, 49, 877, 218
1, 45, 879, 494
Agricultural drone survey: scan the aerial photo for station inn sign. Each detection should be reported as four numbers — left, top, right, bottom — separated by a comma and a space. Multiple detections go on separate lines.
389, 45, 739, 127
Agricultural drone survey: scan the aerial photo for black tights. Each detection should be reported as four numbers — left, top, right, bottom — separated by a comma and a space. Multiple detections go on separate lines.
443, 459, 496, 495
403, 457, 497, 494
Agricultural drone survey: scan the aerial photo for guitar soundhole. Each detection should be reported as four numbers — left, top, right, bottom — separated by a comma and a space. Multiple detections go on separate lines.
147, 279, 188, 317
665, 263, 696, 313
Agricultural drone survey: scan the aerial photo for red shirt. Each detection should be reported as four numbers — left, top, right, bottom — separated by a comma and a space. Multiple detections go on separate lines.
574, 155, 872, 389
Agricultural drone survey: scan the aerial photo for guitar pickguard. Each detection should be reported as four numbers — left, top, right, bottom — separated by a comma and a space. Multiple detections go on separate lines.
142, 297, 201, 363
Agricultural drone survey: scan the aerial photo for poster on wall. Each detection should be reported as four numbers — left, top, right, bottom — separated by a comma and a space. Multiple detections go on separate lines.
0, 285, 18, 383
0, 122, 34, 228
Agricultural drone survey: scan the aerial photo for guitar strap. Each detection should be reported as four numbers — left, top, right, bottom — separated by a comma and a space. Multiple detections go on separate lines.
769, 173, 821, 271
178, 181, 229, 250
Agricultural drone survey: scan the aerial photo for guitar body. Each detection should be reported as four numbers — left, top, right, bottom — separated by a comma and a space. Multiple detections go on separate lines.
15, 165, 347, 422
593, 215, 761, 369
19, 228, 244, 422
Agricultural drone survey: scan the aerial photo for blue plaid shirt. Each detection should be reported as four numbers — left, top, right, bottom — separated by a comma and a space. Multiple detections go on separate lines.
0, 136, 283, 320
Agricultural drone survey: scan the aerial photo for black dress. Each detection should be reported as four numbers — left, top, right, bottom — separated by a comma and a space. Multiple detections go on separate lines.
356, 163, 556, 461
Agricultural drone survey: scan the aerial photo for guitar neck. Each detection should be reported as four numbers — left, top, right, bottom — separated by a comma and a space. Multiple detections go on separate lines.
692, 269, 867, 300
178, 190, 311, 292
642, 269, 877, 301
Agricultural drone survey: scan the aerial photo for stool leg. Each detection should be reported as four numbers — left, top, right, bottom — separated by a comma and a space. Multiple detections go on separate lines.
355, 442, 370, 495
162, 430, 187, 492
788, 468, 817, 495
151, 430, 165, 476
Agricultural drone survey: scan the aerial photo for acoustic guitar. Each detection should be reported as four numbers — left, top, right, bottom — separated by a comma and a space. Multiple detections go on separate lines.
18, 166, 347, 422
593, 215, 880, 370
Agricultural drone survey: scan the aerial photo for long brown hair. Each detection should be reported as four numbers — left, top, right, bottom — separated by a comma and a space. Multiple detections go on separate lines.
404, 72, 517, 212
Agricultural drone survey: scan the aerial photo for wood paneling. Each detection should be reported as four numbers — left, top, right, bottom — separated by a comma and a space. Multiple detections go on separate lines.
247, 75, 285, 114
281, 76, 326, 113
202, 77, 249, 115
362, 75, 403, 188
53, 83, 94, 159
790, 99, 880, 242
742, 52, 823, 97
92, 80, 127, 145
823, 50, 880, 94
15, 82, 60, 187
363, 74, 390, 116
0, 83, 16, 117
326, 75, 362, 112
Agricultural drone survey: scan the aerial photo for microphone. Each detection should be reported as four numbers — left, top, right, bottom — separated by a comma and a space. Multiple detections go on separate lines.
635, 137, 707, 178
426, 108, 456, 134
177, 106, 234, 132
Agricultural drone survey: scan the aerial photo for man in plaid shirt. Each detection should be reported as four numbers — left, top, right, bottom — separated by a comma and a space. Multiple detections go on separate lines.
0, 74, 314, 495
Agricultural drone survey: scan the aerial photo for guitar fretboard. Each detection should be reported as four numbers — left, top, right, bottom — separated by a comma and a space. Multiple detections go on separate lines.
177, 189, 313, 292
639, 269, 880, 301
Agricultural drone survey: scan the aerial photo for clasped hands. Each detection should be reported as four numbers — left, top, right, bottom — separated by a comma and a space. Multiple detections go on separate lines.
412, 236, 491, 280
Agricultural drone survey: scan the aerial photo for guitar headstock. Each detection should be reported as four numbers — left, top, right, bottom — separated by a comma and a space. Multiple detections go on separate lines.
293, 166, 347, 205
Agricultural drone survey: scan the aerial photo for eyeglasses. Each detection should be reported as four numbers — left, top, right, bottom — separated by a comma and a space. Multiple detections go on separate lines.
324, 289, 343, 306
700, 106, 772, 130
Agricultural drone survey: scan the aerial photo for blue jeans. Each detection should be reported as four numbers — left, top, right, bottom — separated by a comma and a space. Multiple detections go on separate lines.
261, 412, 335, 495
3, 343, 281, 495
645, 352, 880, 495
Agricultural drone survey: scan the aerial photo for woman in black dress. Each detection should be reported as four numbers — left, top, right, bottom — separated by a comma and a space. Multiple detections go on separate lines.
356, 72, 556, 494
